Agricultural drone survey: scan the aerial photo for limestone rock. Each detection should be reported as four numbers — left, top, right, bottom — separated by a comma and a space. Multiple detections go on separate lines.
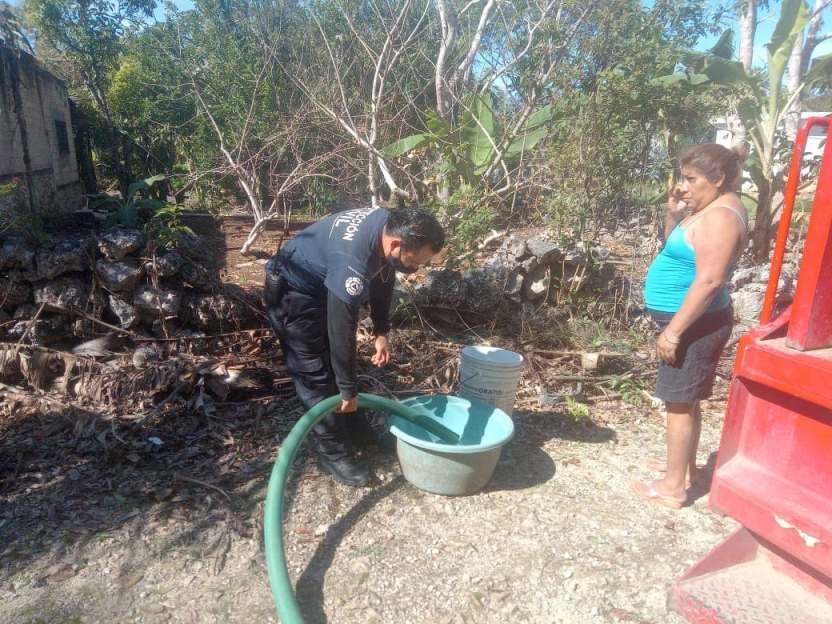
0, 278, 32, 309
145, 250, 184, 278
36, 235, 93, 279
132, 345, 161, 369
96, 259, 143, 293
462, 267, 507, 314
411, 269, 463, 306
526, 238, 563, 264
33, 276, 89, 313
98, 228, 145, 260
504, 267, 524, 301
13, 304, 38, 319
501, 237, 529, 261
182, 293, 248, 331
730, 266, 766, 290
0, 237, 35, 273
7, 315, 69, 346
133, 285, 182, 318
730, 264, 795, 323
522, 263, 552, 302
108, 295, 139, 328
180, 263, 213, 290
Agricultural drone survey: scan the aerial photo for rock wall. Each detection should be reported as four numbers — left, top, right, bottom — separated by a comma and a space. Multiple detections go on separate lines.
0, 228, 258, 347
401, 233, 616, 315
729, 233, 802, 327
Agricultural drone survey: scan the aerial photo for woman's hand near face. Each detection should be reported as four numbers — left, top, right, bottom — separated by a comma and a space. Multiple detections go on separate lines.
663, 184, 688, 239
668, 184, 688, 219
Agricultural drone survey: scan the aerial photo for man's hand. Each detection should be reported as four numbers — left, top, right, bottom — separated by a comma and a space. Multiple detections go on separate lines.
371, 334, 391, 367
337, 397, 358, 413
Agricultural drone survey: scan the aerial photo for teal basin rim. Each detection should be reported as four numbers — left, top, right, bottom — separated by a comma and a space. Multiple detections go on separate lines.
389, 394, 514, 454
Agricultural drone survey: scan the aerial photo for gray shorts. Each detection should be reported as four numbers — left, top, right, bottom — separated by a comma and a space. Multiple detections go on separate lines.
648, 306, 733, 404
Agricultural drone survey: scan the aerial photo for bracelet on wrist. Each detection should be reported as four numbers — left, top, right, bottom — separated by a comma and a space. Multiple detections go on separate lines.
662, 331, 680, 345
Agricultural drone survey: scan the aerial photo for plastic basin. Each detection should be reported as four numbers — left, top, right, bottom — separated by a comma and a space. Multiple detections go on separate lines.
388, 395, 514, 496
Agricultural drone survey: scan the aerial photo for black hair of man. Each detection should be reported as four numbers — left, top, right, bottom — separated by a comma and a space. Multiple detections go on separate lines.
385, 208, 445, 252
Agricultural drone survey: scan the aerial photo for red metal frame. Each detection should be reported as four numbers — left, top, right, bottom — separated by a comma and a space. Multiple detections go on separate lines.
759, 117, 831, 325
786, 117, 832, 350
671, 116, 832, 623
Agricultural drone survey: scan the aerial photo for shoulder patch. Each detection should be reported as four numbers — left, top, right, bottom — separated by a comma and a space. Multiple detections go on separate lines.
345, 276, 364, 296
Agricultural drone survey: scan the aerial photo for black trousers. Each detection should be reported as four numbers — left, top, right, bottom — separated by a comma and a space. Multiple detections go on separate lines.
265, 257, 386, 459
266, 284, 355, 459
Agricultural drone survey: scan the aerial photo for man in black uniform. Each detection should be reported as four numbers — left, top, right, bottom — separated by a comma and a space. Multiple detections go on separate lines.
264, 207, 444, 486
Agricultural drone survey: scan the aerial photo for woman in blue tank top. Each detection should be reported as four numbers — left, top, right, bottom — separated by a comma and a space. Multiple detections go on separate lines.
633, 144, 747, 510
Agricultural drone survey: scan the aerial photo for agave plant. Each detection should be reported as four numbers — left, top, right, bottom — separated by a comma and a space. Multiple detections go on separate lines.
89, 174, 167, 229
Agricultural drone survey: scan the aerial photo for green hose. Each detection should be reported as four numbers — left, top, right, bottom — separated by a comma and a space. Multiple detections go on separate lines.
264, 392, 459, 623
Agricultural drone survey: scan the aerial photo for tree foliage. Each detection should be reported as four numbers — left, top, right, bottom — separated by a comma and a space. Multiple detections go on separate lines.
17, 0, 745, 253
656, 0, 832, 260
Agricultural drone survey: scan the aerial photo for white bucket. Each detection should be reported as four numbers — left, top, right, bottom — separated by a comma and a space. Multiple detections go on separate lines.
458, 346, 524, 416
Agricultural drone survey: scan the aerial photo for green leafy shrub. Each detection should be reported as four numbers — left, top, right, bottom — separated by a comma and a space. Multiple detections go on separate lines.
145, 203, 194, 250
444, 184, 497, 255
301, 178, 336, 217
564, 397, 591, 422
608, 373, 652, 407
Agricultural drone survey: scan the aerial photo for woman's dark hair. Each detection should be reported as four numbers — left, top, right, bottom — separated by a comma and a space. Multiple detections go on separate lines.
386, 208, 445, 252
679, 143, 746, 192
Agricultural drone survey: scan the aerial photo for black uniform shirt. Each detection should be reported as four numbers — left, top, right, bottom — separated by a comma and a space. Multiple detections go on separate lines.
278, 207, 395, 399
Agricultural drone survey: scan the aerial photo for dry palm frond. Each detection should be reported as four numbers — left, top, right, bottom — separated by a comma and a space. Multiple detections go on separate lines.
18, 350, 54, 391
72, 359, 188, 405
0, 348, 21, 382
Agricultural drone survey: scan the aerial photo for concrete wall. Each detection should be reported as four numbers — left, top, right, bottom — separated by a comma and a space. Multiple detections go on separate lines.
0, 45, 82, 217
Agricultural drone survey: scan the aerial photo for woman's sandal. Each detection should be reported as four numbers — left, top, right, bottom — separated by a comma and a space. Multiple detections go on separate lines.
631, 479, 686, 510
644, 457, 699, 487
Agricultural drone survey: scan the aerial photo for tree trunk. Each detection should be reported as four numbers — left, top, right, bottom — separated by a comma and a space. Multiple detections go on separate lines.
731, 0, 757, 148
434, 0, 457, 121
802, 0, 828, 77
240, 218, 267, 255
751, 177, 772, 262
785, 30, 804, 140
739, 0, 756, 71
115, 129, 134, 199
788, 0, 831, 141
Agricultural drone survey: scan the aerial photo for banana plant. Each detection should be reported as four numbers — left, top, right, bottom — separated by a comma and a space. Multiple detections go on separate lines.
652, 0, 832, 260
383, 93, 554, 193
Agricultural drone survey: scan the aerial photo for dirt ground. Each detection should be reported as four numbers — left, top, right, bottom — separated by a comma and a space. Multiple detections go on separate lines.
0, 385, 737, 624
1, 216, 740, 623
182, 214, 312, 290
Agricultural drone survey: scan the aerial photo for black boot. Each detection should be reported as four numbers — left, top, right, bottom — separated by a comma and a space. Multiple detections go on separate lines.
367, 411, 396, 454
317, 455, 370, 487
348, 411, 396, 454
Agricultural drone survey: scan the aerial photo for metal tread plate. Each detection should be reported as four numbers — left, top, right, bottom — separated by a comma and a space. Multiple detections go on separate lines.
674, 554, 832, 623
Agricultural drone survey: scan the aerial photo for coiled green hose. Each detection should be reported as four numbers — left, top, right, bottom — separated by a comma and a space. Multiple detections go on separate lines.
264, 392, 459, 623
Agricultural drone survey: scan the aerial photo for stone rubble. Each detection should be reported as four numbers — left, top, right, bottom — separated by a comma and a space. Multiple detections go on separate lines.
0, 227, 257, 345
